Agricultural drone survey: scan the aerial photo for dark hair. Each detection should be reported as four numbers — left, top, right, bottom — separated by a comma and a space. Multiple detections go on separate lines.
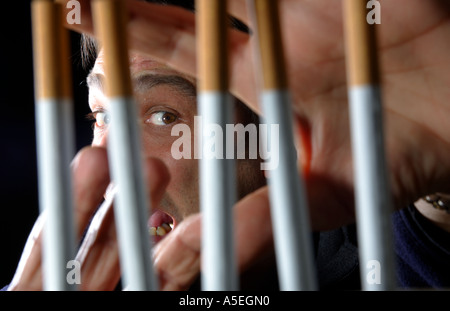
80, 0, 249, 69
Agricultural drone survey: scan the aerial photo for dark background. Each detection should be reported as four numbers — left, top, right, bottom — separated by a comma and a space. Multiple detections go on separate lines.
0, 1, 93, 287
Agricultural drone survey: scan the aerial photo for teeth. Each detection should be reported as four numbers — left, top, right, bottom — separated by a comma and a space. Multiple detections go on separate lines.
156, 226, 166, 236
149, 222, 173, 236
161, 223, 171, 231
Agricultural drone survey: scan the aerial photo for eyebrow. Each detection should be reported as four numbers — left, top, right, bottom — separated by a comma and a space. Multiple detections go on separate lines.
86, 72, 197, 97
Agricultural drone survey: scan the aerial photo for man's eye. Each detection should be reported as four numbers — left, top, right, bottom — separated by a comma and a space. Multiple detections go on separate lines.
95, 111, 111, 127
147, 111, 178, 126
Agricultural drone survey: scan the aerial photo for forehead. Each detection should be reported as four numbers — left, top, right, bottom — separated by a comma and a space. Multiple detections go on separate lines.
91, 50, 195, 84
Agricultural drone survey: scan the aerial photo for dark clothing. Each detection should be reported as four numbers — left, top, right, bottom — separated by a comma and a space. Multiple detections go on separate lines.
315, 204, 450, 289
2, 205, 449, 291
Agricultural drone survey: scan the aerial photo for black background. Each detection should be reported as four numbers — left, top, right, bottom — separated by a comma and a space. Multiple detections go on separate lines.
0, 1, 92, 287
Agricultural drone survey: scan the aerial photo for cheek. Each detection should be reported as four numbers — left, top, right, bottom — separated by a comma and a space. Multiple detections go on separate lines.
166, 158, 200, 216
141, 132, 200, 216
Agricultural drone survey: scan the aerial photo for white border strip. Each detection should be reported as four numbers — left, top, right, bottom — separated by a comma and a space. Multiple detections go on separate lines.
349, 85, 396, 290
35, 98, 77, 291
107, 96, 156, 291
260, 90, 317, 291
199, 91, 238, 291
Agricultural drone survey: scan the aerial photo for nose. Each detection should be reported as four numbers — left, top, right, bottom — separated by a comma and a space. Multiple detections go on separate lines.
92, 131, 108, 148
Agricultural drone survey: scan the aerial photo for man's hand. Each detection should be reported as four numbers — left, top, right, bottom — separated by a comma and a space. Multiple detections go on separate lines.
8, 147, 111, 290
8, 147, 171, 290
65, 0, 450, 230
9, 146, 275, 290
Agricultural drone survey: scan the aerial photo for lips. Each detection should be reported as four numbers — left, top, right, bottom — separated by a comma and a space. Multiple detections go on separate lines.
148, 209, 175, 244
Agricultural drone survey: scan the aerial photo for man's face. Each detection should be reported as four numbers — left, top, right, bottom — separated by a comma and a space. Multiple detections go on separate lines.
87, 50, 265, 244
88, 50, 199, 243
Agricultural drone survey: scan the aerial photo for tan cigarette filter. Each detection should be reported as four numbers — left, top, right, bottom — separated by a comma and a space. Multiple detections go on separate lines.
196, 0, 229, 92
254, 0, 288, 90
92, 0, 133, 97
344, 0, 380, 86
32, 0, 72, 99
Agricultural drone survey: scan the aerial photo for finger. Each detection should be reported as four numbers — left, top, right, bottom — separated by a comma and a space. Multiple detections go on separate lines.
7, 213, 45, 290
153, 213, 201, 291
76, 157, 170, 290
154, 186, 273, 291
8, 146, 111, 290
72, 146, 111, 237
233, 187, 273, 273
62, 0, 198, 74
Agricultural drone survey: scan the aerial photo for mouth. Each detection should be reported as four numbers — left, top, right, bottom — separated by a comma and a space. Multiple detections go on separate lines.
148, 209, 175, 244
